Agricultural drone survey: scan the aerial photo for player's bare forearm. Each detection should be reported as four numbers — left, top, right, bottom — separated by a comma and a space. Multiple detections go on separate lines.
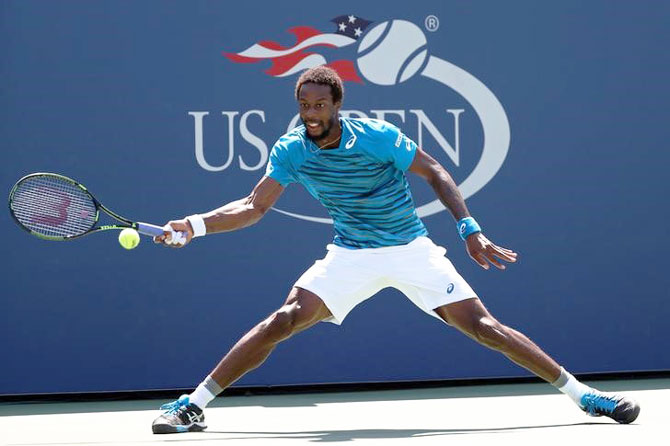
408, 147, 470, 221
156, 176, 284, 246
427, 165, 470, 221
201, 197, 267, 233
201, 176, 284, 234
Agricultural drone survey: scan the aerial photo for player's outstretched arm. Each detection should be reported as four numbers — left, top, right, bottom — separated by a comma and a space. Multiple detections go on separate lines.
155, 176, 284, 247
408, 147, 517, 270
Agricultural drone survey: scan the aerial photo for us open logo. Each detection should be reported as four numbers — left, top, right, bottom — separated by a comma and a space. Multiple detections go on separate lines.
190, 14, 510, 224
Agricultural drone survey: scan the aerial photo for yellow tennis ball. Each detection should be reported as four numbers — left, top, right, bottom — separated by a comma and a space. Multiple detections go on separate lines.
118, 228, 140, 250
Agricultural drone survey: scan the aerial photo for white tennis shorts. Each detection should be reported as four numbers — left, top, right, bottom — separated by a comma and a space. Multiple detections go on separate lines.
294, 236, 477, 325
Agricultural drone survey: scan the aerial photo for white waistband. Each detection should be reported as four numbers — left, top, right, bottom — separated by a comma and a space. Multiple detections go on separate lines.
326, 236, 430, 255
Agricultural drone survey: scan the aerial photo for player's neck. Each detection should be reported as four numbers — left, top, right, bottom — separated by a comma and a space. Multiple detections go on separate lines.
315, 123, 342, 150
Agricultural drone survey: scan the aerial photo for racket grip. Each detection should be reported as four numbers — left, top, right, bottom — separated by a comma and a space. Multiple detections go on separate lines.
136, 222, 187, 245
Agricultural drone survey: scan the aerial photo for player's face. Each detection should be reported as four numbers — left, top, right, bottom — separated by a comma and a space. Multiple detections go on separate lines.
298, 83, 341, 142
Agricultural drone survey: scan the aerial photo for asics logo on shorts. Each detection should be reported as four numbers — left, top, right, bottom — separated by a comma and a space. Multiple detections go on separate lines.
447, 283, 455, 294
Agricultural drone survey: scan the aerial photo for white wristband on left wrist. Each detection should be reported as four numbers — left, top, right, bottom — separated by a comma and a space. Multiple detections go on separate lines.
186, 214, 207, 238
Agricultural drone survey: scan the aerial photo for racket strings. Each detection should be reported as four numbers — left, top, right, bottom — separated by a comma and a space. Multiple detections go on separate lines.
10, 176, 97, 238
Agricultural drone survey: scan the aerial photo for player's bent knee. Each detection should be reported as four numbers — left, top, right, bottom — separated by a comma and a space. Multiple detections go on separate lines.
260, 290, 330, 344
473, 317, 508, 350
261, 307, 297, 342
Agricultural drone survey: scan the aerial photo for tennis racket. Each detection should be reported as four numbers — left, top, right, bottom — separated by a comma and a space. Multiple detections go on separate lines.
8, 172, 186, 243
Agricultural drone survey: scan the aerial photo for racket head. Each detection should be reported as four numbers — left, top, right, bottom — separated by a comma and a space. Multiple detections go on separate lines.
8, 173, 100, 241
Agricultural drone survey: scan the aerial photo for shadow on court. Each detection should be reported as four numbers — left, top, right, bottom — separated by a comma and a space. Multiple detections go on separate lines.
202, 422, 618, 442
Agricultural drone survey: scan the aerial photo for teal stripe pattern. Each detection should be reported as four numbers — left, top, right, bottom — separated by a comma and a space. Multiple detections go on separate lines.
266, 117, 428, 248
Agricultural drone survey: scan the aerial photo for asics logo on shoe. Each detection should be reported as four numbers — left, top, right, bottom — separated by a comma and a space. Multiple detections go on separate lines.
186, 412, 202, 423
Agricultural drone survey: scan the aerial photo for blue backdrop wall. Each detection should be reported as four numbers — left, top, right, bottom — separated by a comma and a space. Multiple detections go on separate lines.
2, 1, 669, 395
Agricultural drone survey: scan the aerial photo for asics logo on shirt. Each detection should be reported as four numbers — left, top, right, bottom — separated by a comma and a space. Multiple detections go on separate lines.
345, 135, 357, 149
447, 283, 455, 294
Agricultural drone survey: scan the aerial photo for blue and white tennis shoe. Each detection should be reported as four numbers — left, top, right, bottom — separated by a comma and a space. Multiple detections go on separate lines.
152, 395, 206, 434
580, 392, 640, 424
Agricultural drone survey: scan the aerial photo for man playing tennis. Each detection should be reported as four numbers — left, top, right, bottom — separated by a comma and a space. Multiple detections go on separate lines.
151, 66, 639, 433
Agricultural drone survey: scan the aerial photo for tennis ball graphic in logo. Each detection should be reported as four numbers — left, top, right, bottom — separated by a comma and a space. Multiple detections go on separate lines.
356, 20, 428, 85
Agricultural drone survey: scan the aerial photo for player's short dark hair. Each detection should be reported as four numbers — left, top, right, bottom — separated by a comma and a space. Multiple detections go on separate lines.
295, 66, 344, 104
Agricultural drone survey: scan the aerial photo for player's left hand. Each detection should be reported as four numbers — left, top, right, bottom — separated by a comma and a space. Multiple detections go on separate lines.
465, 233, 517, 270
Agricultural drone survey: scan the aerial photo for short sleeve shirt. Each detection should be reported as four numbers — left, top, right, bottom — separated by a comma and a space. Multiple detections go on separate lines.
265, 117, 428, 248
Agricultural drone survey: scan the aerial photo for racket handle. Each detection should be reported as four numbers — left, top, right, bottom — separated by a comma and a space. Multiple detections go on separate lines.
136, 222, 187, 245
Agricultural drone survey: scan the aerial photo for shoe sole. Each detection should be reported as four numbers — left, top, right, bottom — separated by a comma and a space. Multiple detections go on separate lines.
152, 422, 207, 434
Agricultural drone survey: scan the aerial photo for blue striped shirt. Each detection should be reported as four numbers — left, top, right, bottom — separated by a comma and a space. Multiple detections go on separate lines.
265, 117, 428, 248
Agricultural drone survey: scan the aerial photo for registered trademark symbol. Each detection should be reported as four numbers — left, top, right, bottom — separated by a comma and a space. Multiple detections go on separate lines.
425, 15, 439, 32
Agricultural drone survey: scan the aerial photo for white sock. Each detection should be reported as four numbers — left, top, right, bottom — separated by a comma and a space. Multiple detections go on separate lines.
188, 375, 222, 410
552, 367, 595, 407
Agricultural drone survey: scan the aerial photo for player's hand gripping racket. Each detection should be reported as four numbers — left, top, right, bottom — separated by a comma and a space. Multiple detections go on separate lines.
8, 173, 186, 244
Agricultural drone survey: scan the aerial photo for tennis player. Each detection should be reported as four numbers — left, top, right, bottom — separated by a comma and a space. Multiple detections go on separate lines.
151, 66, 639, 433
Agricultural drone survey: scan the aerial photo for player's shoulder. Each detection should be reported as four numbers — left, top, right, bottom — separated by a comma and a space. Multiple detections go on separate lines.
272, 125, 307, 154
344, 117, 400, 135
276, 125, 306, 146
343, 118, 402, 151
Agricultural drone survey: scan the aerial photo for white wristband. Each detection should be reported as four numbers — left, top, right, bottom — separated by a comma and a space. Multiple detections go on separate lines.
186, 214, 207, 238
